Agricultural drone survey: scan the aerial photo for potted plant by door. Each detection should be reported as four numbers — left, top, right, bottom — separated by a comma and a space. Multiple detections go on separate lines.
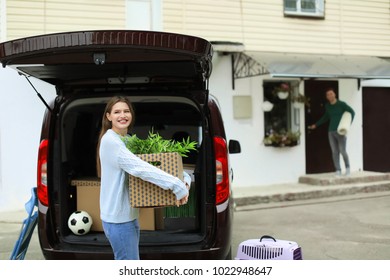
263, 131, 300, 147
291, 93, 310, 109
273, 83, 290, 100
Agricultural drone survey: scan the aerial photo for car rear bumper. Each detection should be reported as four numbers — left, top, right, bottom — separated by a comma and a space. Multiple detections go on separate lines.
41, 244, 230, 260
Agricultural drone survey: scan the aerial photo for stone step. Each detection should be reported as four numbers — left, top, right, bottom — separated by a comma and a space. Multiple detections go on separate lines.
233, 180, 390, 207
298, 171, 390, 186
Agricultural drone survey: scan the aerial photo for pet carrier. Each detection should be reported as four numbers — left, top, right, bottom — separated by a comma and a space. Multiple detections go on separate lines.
235, 235, 302, 260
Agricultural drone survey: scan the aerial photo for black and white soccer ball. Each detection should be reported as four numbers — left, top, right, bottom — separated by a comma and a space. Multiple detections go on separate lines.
68, 210, 93, 235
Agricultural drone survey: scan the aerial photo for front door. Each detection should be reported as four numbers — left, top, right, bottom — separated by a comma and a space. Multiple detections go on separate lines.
304, 80, 339, 174
363, 87, 390, 172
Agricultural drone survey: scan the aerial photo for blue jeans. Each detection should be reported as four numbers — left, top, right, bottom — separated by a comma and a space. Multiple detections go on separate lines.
102, 219, 140, 260
328, 131, 350, 171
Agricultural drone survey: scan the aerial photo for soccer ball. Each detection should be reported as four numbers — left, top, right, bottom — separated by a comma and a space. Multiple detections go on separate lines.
68, 210, 93, 235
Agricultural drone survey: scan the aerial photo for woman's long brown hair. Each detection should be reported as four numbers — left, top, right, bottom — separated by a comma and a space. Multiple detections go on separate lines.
96, 96, 135, 177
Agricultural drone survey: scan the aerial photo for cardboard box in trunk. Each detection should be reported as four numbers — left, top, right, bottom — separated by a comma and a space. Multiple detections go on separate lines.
74, 181, 102, 232
72, 179, 164, 231
129, 152, 183, 207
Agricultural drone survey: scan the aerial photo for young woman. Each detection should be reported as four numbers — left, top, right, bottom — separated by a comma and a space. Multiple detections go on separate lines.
96, 96, 190, 260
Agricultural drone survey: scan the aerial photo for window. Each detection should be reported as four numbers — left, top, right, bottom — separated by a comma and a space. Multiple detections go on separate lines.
284, 0, 324, 18
263, 81, 301, 147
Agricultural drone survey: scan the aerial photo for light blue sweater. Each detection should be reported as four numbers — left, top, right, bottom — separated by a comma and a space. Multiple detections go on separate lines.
99, 129, 190, 223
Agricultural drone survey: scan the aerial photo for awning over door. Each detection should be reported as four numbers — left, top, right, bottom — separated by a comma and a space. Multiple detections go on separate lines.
244, 52, 390, 79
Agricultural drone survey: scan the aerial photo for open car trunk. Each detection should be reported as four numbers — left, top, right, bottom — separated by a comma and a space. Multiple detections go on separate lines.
56, 94, 208, 247
0, 30, 217, 256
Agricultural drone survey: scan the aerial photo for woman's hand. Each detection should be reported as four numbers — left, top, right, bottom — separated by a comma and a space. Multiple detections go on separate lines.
175, 173, 191, 207
176, 194, 189, 207
308, 124, 316, 130
176, 182, 190, 207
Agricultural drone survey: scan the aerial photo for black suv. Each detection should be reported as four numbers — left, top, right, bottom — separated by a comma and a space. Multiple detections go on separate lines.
0, 30, 240, 260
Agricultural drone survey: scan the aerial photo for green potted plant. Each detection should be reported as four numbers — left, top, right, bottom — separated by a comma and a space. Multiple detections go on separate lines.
119, 130, 198, 208
273, 82, 290, 100
263, 131, 300, 147
291, 93, 310, 108
121, 131, 197, 158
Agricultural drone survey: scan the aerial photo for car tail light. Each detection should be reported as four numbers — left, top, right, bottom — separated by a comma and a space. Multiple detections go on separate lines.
37, 139, 49, 206
214, 136, 229, 205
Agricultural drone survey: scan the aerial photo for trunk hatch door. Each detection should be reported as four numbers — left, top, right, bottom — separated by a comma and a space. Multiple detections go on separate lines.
0, 30, 213, 91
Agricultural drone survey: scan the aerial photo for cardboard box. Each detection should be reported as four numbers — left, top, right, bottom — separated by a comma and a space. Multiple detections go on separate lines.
75, 179, 102, 232
129, 152, 183, 207
72, 179, 163, 231
139, 207, 165, 230
138, 208, 155, 231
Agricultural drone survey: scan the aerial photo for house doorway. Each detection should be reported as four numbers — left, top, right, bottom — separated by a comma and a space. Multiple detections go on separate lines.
304, 80, 339, 174
363, 87, 390, 172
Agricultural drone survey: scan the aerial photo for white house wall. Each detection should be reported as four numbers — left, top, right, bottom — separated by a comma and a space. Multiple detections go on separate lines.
210, 54, 365, 188
210, 54, 307, 187
0, 67, 56, 211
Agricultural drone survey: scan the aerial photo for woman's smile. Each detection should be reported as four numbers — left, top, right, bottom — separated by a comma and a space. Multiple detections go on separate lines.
118, 118, 129, 124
